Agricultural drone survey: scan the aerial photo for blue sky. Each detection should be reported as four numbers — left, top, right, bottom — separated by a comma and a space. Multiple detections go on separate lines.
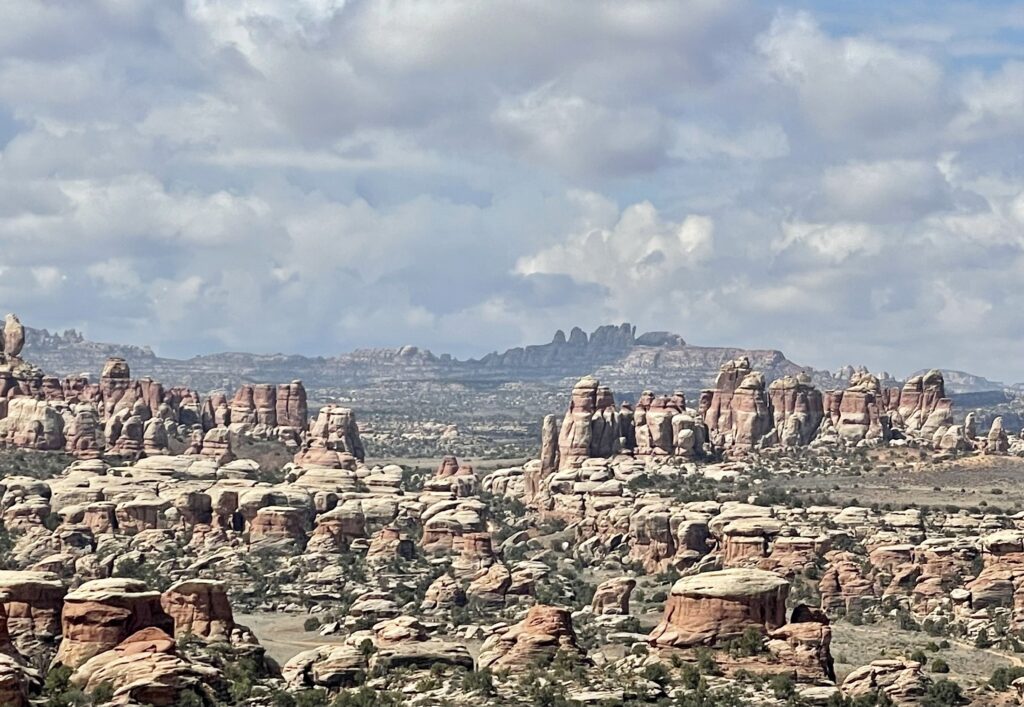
1, 1, 1023, 381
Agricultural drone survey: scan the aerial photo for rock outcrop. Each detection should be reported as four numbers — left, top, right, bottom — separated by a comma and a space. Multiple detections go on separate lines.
294, 406, 364, 467
70, 627, 222, 706
160, 579, 234, 642
56, 578, 173, 668
478, 605, 584, 669
648, 568, 789, 647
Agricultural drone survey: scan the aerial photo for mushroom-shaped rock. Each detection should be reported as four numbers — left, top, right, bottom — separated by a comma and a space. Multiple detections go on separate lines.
648, 568, 789, 647
55, 578, 173, 668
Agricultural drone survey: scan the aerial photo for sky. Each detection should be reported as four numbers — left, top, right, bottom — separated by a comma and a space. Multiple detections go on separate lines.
1, 1, 1023, 381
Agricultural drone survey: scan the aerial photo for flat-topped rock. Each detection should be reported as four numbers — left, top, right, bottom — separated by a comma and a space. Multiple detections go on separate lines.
649, 568, 789, 647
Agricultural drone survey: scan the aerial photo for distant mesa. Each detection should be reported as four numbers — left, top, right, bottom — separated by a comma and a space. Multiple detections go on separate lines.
2, 317, 1014, 398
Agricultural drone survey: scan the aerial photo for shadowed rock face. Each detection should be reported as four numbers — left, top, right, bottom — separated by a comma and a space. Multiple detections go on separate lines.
0, 570, 66, 660
648, 568, 790, 647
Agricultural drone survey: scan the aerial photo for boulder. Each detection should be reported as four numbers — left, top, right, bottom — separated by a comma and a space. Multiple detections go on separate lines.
841, 659, 931, 706
3, 314, 25, 358
591, 577, 636, 615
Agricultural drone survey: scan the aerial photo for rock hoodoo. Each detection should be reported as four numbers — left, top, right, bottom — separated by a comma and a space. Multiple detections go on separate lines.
648, 568, 789, 647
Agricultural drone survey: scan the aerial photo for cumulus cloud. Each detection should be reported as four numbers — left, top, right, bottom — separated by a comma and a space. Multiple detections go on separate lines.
0, 0, 1023, 380
758, 11, 946, 144
516, 196, 714, 294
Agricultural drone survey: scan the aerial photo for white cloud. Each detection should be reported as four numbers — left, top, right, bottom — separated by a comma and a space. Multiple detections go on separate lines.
758, 11, 945, 142
0, 1, 1023, 381
516, 197, 714, 314
819, 159, 952, 223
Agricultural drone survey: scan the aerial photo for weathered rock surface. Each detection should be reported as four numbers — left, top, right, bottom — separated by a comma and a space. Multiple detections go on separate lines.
648, 568, 789, 647
478, 605, 584, 669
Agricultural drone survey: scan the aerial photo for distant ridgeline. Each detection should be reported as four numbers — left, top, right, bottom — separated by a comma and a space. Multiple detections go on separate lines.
1, 319, 1013, 399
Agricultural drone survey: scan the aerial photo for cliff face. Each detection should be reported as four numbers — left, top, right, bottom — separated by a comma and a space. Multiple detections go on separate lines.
7, 321, 809, 395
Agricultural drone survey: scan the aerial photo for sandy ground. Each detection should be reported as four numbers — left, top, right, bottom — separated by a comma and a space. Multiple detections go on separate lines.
831, 620, 1019, 686
237, 612, 348, 665
770, 455, 1024, 510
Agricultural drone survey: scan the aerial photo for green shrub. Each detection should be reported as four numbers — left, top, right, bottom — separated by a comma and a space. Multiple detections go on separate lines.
922, 679, 964, 707
461, 668, 495, 695
295, 689, 330, 707
695, 648, 722, 676
727, 627, 765, 657
642, 662, 671, 687
990, 665, 1024, 690
768, 673, 796, 699
332, 687, 404, 707
930, 658, 950, 673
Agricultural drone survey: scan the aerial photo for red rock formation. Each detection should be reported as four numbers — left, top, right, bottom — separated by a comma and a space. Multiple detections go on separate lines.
276, 381, 308, 429
767, 606, 835, 682
307, 505, 366, 553
69, 627, 222, 706
3, 315, 24, 358
64, 404, 103, 459
768, 374, 824, 447
295, 405, 364, 466
888, 370, 949, 434
833, 373, 891, 443
478, 605, 583, 669
557, 377, 599, 469
0, 570, 66, 658
160, 579, 234, 641
199, 427, 235, 465
648, 568, 789, 647
249, 506, 309, 547
591, 577, 636, 615
56, 578, 173, 668
818, 551, 876, 615
841, 660, 931, 704
366, 527, 415, 563
533, 414, 559, 501
99, 358, 132, 420
1, 398, 64, 450
108, 414, 145, 458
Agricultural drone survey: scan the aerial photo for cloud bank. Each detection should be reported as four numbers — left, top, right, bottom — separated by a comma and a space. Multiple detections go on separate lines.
1, 0, 1023, 380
